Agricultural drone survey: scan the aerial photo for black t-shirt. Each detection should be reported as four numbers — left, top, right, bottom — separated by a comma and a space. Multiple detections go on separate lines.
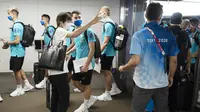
170, 26, 191, 49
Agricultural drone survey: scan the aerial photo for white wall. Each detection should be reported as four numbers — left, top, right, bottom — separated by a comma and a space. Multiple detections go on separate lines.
0, 0, 120, 72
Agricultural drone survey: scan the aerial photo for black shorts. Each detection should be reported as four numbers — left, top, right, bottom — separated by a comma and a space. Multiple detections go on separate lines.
10, 56, 24, 71
72, 70, 93, 85
100, 55, 114, 71
68, 56, 75, 73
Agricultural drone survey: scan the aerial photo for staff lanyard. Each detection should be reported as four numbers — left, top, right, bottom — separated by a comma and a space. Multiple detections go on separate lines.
146, 27, 166, 56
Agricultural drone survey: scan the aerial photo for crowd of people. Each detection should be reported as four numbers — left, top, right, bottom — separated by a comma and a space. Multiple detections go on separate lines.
0, 2, 200, 112
0, 5, 122, 112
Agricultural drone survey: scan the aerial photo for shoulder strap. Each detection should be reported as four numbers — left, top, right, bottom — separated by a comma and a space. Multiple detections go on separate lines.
12, 22, 24, 44
146, 27, 166, 56
84, 30, 88, 45
103, 22, 116, 49
181, 30, 190, 49
46, 25, 56, 38
103, 22, 115, 32
195, 31, 200, 39
14, 22, 24, 26
194, 31, 200, 45
48, 27, 57, 46
84, 30, 96, 45
12, 22, 24, 31
72, 26, 76, 31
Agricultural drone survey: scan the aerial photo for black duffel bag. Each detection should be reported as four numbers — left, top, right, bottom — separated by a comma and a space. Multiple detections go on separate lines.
39, 29, 66, 71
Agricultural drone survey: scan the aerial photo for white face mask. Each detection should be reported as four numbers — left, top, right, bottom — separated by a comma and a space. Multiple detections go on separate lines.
64, 22, 71, 30
70, 22, 74, 26
98, 13, 108, 23
98, 13, 106, 19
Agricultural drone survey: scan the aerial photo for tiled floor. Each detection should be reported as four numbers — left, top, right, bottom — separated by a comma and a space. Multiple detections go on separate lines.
0, 74, 132, 112
0, 73, 195, 112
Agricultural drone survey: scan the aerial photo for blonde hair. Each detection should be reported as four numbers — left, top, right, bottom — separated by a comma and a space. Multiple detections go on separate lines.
101, 6, 110, 16
181, 19, 190, 29
7, 7, 19, 15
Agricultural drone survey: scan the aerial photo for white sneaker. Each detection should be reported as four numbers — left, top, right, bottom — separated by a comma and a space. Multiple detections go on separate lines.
10, 88, 25, 97
110, 86, 122, 96
74, 88, 81, 93
97, 93, 112, 101
23, 84, 34, 92
74, 104, 89, 112
88, 96, 97, 108
35, 80, 46, 89
0, 95, 3, 102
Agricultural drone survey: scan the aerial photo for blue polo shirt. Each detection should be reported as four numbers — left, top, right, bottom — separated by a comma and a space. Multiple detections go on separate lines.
101, 22, 116, 56
10, 20, 25, 57
43, 25, 55, 45
130, 21, 179, 89
74, 28, 96, 68
142, 22, 168, 29
67, 25, 76, 58
186, 29, 200, 64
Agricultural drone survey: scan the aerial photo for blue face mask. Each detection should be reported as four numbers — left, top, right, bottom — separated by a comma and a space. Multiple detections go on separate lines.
74, 20, 82, 27
40, 20, 45, 26
7, 16, 13, 21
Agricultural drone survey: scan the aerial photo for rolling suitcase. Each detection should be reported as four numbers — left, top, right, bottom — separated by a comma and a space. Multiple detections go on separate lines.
169, 70, 194, 111
177, 74, 193, 111
33, 62, 45, 84
46, 79, 52, 109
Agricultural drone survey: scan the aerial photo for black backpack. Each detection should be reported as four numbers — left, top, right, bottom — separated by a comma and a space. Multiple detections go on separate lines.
45, 25, 56, 38
84, 30, 101, 59
103, 22, 129, 51
169, 26, 191, 69
14, 22, 36, 47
